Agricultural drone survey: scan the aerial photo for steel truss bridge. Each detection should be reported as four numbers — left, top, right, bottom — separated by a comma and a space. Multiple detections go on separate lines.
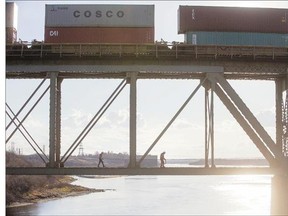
5, 43, 288, 176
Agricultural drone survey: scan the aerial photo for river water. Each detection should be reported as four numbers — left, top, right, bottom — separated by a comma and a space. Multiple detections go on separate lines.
7, 173, 272, 215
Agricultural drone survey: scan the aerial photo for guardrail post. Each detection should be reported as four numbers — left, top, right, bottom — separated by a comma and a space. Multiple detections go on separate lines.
156, 44, 158, 58
60, 44, 62, 58
40, 43, 43, 58
119, 45, 122, 58
21, 44, 24, 57
136, 44, 139, 58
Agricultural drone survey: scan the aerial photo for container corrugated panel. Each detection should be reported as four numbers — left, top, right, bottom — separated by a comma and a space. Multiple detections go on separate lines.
45, 4, 154, 27
185, 31, 288, 47
6, 27, 17, 44
6, 2, 18, 28
44, 27, 154, 43
178, 6, 288, 34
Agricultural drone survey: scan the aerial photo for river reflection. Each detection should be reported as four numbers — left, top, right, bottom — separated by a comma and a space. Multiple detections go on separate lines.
7, 175, 273, 215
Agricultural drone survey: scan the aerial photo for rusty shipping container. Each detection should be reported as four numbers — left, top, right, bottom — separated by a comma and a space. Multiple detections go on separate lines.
178, 6, 288, 34
45, 27, 154, 43
45, 4, 154, 27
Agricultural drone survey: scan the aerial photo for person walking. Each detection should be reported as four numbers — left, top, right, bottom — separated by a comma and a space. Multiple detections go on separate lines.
160, 151, 166, 168
98, 152, 105, 168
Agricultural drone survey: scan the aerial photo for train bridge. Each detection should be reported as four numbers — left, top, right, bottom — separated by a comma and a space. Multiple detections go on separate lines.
6, 43, 288, 214
5, 43, 288, 175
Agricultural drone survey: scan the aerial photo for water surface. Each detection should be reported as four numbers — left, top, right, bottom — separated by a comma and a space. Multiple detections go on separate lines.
7, 174, 271, 215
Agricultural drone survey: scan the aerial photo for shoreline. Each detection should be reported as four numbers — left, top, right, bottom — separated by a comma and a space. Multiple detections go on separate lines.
6, 176, 105, 208
7, 189, 103, 208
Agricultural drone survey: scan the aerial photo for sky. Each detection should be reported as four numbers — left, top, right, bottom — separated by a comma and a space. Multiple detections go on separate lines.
4, 0, 288, 160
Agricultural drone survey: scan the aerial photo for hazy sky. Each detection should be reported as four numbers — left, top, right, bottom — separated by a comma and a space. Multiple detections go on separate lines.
5, 1, 288, 160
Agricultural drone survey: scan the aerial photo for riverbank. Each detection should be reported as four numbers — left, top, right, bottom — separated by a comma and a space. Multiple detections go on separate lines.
7, 176, 104, 208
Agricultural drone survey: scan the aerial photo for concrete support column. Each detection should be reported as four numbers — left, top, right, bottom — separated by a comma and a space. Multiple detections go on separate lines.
48, 72, 58, 167
271, 175, 288, 215
128, 72, 137, 167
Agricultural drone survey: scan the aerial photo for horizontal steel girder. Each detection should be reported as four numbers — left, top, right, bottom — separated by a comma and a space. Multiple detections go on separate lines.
6, 167, 277, 176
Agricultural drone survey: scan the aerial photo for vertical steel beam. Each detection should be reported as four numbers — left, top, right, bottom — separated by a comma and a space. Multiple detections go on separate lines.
56, 78, 63, 167
285, 71, 288, 157
210, 81, 215, 168
203, 78, 215, 168
48, 72, 58, 167
275, 78, 283, 154
128, 72, 137, 167
205, 88, 209, 167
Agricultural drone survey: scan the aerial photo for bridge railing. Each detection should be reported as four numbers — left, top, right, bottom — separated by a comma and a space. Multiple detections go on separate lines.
6, 42, 288, 60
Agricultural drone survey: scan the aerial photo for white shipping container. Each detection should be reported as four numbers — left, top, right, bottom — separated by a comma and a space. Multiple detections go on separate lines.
6, 2, 18, 28
45, 4, 154, 27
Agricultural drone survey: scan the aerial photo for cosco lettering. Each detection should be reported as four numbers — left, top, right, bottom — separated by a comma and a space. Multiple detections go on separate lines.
73, 10, 125, 18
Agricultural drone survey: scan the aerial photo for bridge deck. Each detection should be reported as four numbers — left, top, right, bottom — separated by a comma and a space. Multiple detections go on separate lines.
6, 167, 276, 176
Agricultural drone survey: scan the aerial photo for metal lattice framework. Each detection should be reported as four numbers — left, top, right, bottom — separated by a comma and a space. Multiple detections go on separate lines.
282, 91, 288, 157
5, 50, 288, 175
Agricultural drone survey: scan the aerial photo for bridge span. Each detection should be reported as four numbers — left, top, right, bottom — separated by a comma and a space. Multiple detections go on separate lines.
6, 43, 288, 214
6, 44, 288, 176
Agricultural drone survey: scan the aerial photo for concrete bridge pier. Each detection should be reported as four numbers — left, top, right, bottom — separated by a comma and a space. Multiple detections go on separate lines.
271, 174, 288, 215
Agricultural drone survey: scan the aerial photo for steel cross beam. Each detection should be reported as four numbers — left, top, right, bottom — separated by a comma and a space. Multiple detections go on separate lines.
60, 79, 127, 165
137, 78, 206, 166
6, 85, 50, 144
6, 78, 47, 130
6, 167, 276, 176
6, 107, 49, 163
205, 73, 287, 168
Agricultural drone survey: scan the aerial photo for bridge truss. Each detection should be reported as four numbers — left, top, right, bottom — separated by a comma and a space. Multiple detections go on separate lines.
5, 47, 288, 175
282, 90, 288, 157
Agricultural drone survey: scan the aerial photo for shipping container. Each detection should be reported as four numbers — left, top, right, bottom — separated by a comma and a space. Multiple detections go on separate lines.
178, 6, 288, 34
185, 31, 288, 47
6, 27, 17, 44
44, 27, 154, 43
6, 2, 18, 29
45, 4, 154, 27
